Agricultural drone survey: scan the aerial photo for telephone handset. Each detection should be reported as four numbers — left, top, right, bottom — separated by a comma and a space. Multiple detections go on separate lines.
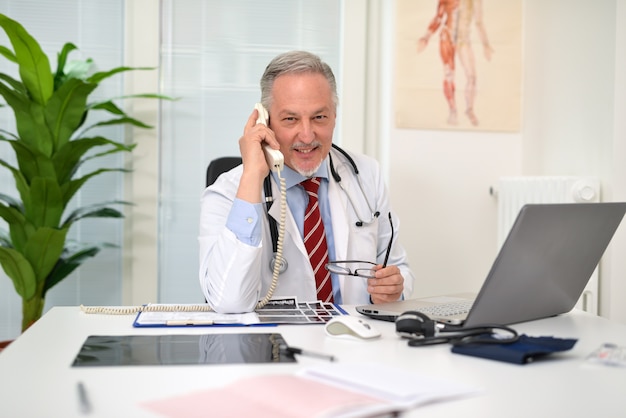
255, 102, 286, 308
255, 103, 284, 172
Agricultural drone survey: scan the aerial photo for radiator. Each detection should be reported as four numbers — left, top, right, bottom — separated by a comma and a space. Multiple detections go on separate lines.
492, 176, 601, 313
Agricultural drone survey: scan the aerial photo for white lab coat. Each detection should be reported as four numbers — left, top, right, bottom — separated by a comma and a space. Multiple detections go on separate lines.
198, 148, 415, 313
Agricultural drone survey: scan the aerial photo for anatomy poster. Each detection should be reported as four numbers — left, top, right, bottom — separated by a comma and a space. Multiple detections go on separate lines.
395, 0, 522, 132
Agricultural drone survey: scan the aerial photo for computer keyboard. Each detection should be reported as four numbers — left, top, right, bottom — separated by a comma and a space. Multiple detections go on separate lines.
415, 300, 473, 317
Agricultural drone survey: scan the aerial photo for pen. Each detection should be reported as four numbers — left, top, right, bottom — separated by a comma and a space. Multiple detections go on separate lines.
281, 345, 336, 362
77, 381, 91, 414
165, 320, 215, 326
165, 319, 239, 326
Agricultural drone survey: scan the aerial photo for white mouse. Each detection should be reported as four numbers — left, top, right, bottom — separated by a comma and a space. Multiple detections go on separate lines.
325, 316, 381, 340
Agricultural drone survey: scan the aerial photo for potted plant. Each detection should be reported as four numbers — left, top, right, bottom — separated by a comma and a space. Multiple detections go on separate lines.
0, 14, 166, 332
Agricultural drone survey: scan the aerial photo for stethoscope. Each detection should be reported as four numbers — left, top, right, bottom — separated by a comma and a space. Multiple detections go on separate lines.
263, 144, 380, 274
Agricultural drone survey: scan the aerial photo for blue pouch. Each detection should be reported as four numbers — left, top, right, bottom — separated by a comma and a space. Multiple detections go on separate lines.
451, 334, 577, 364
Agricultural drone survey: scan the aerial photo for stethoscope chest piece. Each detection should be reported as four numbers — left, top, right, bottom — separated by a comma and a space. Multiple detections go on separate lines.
270, 254, 288, 274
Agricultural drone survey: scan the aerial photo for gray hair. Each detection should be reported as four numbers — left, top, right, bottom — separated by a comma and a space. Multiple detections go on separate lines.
260, 50, 338, 110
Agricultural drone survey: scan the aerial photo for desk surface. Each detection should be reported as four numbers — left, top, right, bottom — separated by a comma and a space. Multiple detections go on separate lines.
1, 306, 625, 417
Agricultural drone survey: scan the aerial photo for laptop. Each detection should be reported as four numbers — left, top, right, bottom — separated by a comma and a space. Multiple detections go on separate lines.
356, 202, 626, 328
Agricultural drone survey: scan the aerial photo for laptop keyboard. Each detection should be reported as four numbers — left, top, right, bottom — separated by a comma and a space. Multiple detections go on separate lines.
415, 300, 473, 318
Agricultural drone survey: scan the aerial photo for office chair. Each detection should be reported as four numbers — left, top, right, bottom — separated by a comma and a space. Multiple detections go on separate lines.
206, 156, 242, 187
202, 156, 241, 305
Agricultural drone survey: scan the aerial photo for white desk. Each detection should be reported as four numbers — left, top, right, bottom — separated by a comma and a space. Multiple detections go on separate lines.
1, 306, 625, 417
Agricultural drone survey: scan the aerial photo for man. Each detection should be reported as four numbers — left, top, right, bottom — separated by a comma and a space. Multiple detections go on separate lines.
199, 51, 414, 313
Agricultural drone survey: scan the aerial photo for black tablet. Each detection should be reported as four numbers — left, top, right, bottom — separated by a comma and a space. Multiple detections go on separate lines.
71, 333, 295, 367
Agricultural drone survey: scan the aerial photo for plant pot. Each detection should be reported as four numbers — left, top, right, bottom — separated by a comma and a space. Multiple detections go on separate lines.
0, 340, 12, 353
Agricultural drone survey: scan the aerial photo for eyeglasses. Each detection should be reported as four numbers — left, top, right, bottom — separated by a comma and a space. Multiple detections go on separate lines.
325, 213, 394, 278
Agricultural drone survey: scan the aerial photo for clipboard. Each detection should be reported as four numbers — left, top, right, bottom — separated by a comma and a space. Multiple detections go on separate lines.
132, 298, 348, 328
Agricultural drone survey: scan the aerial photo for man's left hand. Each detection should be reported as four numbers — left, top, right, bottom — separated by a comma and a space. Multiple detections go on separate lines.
368, 265, 404, 303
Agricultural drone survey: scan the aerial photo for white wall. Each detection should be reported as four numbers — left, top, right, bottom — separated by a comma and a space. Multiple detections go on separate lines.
379, 0, 626, 323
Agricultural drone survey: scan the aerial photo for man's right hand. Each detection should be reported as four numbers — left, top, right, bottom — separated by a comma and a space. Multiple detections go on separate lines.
236, 108, 279, 203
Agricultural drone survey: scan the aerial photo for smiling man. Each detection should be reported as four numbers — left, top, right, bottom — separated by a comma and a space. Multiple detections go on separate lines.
199, 51, 415, 313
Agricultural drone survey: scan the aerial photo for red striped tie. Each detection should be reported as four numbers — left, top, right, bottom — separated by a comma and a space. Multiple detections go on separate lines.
301, 177, 334, 303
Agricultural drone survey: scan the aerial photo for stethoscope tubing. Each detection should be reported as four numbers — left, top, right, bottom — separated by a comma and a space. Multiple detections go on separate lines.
263, 145, 380, 273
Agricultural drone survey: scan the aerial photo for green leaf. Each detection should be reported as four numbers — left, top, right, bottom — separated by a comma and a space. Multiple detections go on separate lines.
61, 167, 129, 205
25, 99, 55, 156
85, 116, 153, 130
0, 192, 24, 211
27, 177, 64, 228
4, 138, 56, 183
0, 157, 31, 205
46, 77, 97, 148
0, 128, 19, 140
23, 226, 67, 284
0, 229, 13, 247
53, 42, 78, 88
52, 136, 134, 184
0, 77, 29, 109
62, 201, 128, 227
0, 156, 18, 174
43, 244, 102, 295
88, 93, 176, 108
0, 44, 17, 63
0, 83, 54, 155
0, 72, 27, 94
0, 14, 53, 105
88, 99, 125, 115
0, 246, 36, 299
122, 93, 175, 100
0, 202, 30, 252
86, 66, 153, 84
81, 143, 137, 164
0, 201, 26, 225
0, 81, 53, 155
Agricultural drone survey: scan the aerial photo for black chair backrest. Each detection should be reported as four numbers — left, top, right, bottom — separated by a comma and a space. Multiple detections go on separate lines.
206, 157, 242, 187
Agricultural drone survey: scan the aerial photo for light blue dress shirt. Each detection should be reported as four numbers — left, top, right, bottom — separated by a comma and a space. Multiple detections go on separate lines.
225, 163, 342, 303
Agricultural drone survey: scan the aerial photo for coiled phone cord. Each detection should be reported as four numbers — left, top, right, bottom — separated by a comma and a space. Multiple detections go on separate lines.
79, 304, 214, 315
256, 171, 286, 308
81, 169, 287, 315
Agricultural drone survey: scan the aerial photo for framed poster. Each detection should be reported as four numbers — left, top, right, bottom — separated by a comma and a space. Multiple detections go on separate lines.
395, 0, 522, 132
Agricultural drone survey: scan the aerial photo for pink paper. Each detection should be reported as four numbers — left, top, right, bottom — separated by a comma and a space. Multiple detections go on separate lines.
141, 374, 393, 418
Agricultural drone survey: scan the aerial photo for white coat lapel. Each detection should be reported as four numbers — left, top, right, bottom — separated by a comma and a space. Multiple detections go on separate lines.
267, 176, 307, 257
327, 156, 352, 261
